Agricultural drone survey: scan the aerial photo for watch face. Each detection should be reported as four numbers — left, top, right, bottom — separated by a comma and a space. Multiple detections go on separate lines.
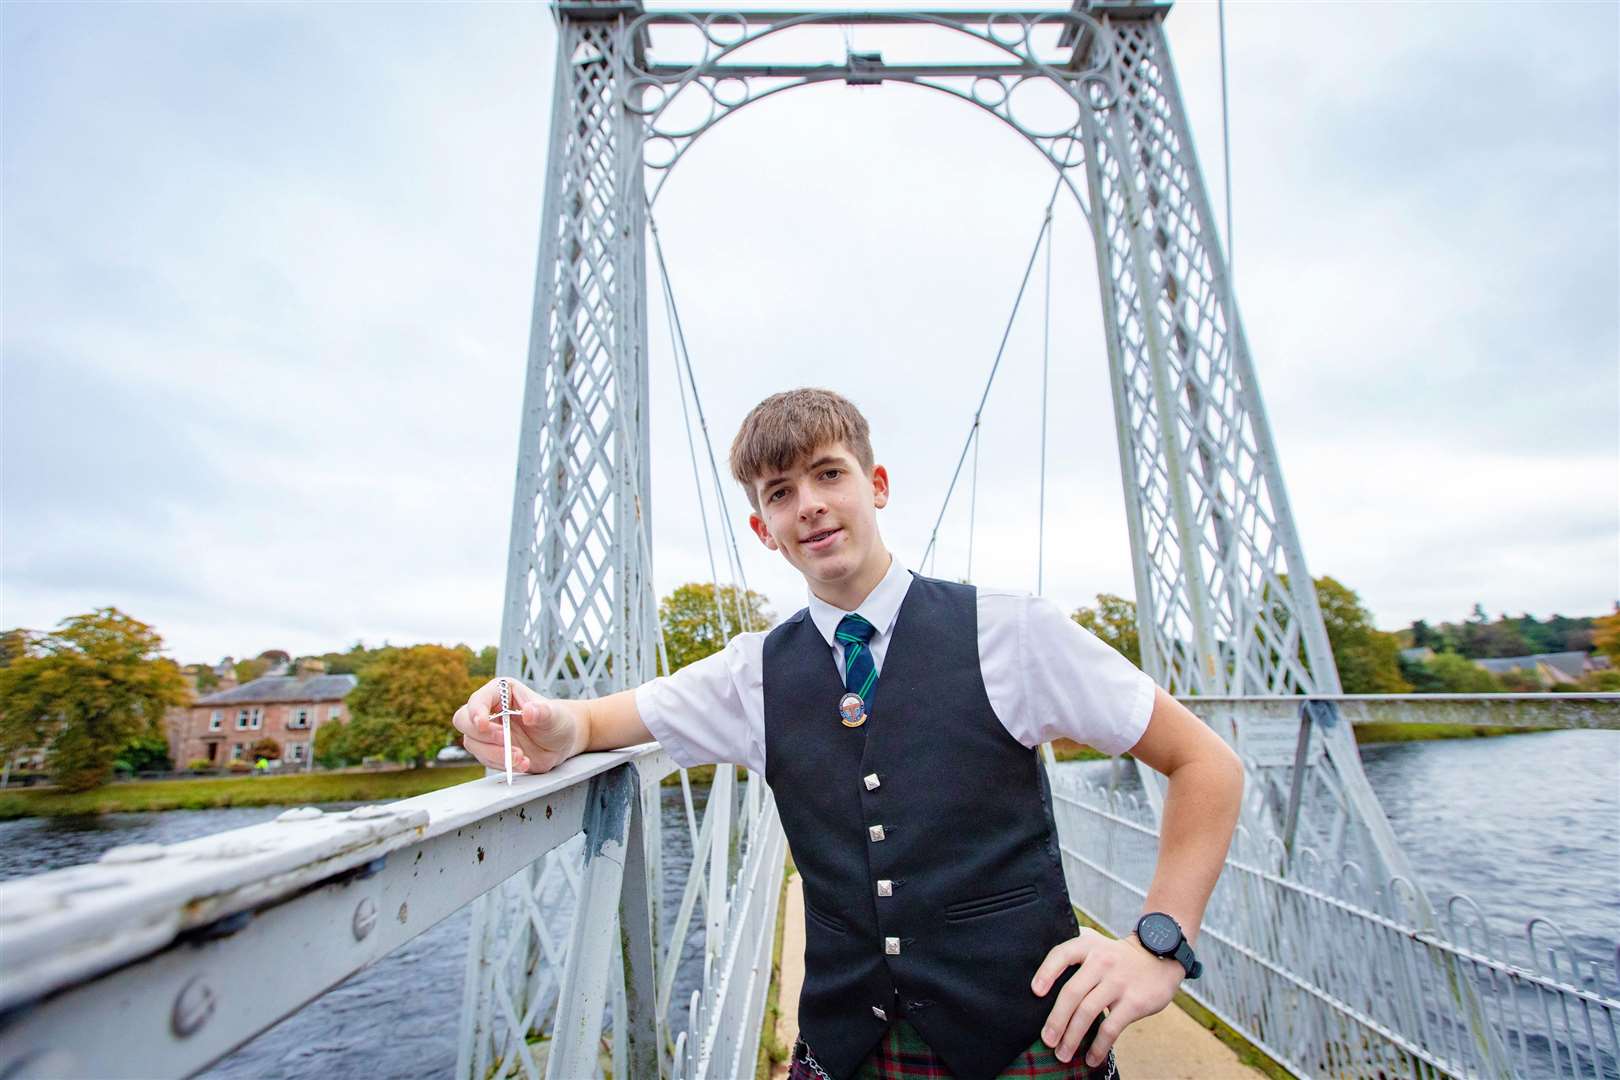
1138, 913, 1181, 955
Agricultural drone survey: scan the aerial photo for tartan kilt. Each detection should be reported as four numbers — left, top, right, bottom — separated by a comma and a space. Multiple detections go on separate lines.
788, 1019, 1120, 1080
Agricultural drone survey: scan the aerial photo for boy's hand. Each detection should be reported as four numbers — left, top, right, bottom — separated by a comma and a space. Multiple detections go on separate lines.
1030, 928, 1183, 1067
451, 678, 587, 775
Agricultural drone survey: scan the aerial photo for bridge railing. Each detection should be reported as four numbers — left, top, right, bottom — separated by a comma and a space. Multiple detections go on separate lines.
1049, 693, 1620, 1080
0, 744, 787, 1080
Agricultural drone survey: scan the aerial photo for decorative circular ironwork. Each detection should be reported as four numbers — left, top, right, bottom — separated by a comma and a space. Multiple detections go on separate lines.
623, 10, 1122, 206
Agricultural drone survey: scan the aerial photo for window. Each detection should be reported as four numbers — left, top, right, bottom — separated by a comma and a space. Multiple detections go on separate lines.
231, 744, 246, 761
236, 709, 250, 730
289, 708, 310, 729
328, 705, 343, 721
287, 742, 308, 763
209, 710, 222, 731
249, 707, 263, 730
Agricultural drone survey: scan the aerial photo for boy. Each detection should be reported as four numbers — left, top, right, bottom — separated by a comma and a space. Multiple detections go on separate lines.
453, 388, 1244, 1080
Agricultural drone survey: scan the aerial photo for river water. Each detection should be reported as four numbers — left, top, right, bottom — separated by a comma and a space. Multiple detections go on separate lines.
1, 730, 1614, 1077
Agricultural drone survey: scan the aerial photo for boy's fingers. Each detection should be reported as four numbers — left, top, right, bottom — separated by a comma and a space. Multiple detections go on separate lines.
1031, 931, 1092, 996
1084, 1008, 1132, 1069
1040, 960, 1098, 1047
1056, 990, 1109, 1064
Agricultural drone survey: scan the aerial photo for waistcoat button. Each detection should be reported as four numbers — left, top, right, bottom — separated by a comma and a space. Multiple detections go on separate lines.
885, 937, 901, 955
868, 825, 886, 842
877, 879, 893, 897
864, 773, 880, 790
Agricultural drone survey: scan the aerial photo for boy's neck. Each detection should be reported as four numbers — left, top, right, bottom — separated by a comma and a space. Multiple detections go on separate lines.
808, 547, 894, 613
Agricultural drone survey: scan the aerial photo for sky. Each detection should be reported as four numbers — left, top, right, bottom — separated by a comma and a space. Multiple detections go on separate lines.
3, 1, 1617, 666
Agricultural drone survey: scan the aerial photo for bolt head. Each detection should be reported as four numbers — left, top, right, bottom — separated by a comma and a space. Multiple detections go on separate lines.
171, 976, 216, 1038
352, 897, 378, 941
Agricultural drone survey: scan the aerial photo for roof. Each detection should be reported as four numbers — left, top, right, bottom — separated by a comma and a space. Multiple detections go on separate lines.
196, 674, 358, 706
1474, 651, 1590, 680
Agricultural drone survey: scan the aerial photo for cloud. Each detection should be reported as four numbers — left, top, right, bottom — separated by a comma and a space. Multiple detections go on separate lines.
2, 2, 1615, 664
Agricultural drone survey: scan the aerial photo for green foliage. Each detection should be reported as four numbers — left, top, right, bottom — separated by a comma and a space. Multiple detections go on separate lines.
1312, 577, 1412, 693
1576, 669, 1620, 692
233, 657, 271, 685
185, 757, 215, 771
187, 663, 220, 691
659, 583, 774, 672
345, 645, 477, 766
462, 645, 499, 679
0, 609, 190, 792
1492, 666, 1545, 693
1593, 607, 1620, 663
117, 731, 173, 773
1413, 607, 1594, 659
1410, 651, 1502, 693
1070, 593, 1142, 669
315, 719, 360, 768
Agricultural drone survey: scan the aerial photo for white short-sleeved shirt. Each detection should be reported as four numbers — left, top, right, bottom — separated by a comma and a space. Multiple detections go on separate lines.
636, 557, 1156, 776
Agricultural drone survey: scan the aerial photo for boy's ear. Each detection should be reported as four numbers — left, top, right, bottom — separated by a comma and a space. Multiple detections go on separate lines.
871, 464, 890, 510
748, 512, 779, 551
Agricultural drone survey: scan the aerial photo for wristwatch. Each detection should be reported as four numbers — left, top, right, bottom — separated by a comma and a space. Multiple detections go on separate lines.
1133, 912, 1203, 980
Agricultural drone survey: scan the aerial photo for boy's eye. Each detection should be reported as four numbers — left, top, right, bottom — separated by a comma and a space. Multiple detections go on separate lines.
823, 469, 841, 480
768, 488, 786, 502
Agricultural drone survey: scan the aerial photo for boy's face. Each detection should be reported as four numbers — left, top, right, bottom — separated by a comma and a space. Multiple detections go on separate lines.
747, 441, 890, 595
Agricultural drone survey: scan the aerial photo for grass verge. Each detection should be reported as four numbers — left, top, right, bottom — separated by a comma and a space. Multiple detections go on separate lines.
1351, 722, 1553, 744
0, 766, 485, 820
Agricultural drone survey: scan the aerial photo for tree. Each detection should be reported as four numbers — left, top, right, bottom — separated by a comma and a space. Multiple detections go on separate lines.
234, 657, 271, 685
344, 645, 476, 767
1311, 577, 1411, 693
659, 583, 773, 672
1593, 606, 1620, 663
117, 731, 173, 773
0, 609, 190, 791
1071, 594, 1142, 669
1411, 652, 1501, 693
250, 737, 282, 760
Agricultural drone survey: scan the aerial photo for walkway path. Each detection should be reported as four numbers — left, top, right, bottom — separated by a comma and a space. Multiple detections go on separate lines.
771, 870, 1269, 1079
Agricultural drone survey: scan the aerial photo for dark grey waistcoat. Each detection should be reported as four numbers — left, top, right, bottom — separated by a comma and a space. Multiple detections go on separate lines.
763, 575, 1081, 1080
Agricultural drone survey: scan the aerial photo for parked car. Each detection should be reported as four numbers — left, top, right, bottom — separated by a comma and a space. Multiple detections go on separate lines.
435, 744, 473, 763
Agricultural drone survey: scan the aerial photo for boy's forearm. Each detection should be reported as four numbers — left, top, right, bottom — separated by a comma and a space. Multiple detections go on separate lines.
576, 688, 655, 753
1136, 755, 1244, 947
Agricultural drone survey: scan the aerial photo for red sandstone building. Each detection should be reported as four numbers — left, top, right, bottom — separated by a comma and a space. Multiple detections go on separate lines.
175, 673, 357, 769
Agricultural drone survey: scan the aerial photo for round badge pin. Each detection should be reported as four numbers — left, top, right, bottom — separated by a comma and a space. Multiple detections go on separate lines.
838, 692, 868, 729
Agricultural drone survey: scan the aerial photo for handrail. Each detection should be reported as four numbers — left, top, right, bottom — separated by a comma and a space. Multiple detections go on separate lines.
0, 743, 792, 1080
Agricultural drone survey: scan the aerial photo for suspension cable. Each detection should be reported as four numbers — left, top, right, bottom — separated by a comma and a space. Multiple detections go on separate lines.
654, 218, 733, 640
1036, 202, 1053, 596
966, 421, 980, 582
919, 173, 1064, 572
648, 208, 756, 634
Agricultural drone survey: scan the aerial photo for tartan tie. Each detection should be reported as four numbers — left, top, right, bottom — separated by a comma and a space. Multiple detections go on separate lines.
836, 613, 878, 703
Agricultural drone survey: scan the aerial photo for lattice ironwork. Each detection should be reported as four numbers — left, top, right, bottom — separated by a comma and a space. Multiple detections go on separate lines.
471, 4, 1515, 1076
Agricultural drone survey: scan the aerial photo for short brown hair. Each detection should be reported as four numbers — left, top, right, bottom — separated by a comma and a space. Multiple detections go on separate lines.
729, 388, 875, 510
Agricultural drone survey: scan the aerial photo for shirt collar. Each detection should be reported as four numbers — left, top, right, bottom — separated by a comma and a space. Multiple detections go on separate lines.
806, 555, 914, 649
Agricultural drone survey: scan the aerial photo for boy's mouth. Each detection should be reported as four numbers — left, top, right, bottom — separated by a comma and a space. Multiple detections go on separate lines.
801, 527, 843, 551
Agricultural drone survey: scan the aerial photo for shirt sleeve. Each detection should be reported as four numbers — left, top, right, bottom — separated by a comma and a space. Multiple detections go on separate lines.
979, 590, 1156, 757
634, 630, 766, 775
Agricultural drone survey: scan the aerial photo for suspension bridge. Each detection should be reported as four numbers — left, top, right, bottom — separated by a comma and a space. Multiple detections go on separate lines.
2, 4, 1617, 1079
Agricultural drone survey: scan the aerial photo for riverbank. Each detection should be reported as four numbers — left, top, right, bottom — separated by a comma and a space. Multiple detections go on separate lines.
0, 766, 485, 820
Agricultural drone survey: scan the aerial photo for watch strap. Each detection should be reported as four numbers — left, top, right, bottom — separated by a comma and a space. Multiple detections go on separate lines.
1173, 939, 1203, 980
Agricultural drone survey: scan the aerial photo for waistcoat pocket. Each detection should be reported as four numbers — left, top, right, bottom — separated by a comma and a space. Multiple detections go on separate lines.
805, 900, 849, 935
945, 883, 1039, 922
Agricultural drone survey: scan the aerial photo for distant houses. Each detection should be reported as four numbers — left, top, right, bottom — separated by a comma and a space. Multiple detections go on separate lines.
1472, 650, 1610, 686
172, 667, 356, 769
